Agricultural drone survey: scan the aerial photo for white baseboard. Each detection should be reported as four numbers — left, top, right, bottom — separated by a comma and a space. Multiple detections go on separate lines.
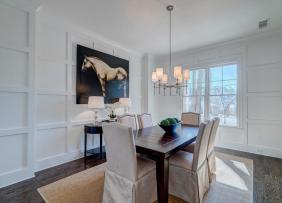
217, 142, 282, 159
0, 168, 34, 189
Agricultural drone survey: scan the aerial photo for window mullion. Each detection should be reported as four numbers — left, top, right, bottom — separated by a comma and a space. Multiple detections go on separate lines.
204, 67, 209, 120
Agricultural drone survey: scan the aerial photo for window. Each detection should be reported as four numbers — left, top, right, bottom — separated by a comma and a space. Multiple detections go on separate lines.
183, 63, 239, 127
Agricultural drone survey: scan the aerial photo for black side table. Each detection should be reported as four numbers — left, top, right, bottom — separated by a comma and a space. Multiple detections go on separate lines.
84, 124, 104, 165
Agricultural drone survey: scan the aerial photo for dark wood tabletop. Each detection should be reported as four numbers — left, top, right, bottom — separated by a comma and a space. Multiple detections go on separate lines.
134, 124, 199, 203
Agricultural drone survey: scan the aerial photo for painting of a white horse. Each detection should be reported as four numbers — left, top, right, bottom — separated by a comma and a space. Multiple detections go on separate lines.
76, 45, 129, 104
81, 56, 127, 97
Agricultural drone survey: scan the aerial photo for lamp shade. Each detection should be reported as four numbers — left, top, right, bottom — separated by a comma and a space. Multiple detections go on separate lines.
152, 71, 158, 82
156, 67, 164, 80
173, 66, 182, 78
88, 96, 105, 109
184, 69, 190, 81
119, 98, 132, 107
161, 74, 168, 84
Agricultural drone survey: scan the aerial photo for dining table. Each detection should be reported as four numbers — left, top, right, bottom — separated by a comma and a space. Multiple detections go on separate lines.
134, 124, 199, 203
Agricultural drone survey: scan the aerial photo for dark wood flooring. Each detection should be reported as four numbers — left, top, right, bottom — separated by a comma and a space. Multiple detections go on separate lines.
0, 148, 281, 203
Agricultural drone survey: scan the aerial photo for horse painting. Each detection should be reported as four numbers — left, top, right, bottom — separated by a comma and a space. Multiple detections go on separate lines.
81, 56, 128, 97
76, 45, 129, 104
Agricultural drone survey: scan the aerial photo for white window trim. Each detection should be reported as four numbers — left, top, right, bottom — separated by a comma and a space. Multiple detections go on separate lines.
182, 57, 243, 129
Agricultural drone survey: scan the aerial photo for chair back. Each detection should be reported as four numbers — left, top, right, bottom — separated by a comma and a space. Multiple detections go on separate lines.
207, 117, 220, 156
102, 123, 137, 181
117, 114, 138, 131
192, 120, 213, 171
181, 112, 200, 126
137, 113, 153, 129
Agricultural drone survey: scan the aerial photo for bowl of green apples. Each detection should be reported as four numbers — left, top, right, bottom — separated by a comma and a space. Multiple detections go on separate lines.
159, 117, 181, 133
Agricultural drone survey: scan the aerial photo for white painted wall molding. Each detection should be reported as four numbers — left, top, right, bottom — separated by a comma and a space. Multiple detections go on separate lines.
0, 0, 39, 188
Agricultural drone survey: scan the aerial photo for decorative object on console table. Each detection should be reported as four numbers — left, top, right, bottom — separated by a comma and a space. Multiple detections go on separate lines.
88, 96, 105, 125
84, 124, 105, 165
119, 97, 131, 113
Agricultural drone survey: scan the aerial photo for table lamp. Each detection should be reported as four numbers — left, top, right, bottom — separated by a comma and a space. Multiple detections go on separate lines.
119, 98, 131, 113
88, 96, 105, 125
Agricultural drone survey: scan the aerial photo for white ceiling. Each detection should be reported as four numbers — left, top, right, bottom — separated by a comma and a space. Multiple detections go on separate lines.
39, 0, 282, 55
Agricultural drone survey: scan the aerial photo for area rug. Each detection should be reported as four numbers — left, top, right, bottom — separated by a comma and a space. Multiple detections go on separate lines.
38, 152, 253, 203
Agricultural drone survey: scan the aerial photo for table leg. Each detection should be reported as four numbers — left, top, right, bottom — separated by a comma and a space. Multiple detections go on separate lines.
156, 157, 169, 203
100, 133, 103, 159
84, 129, 87, 166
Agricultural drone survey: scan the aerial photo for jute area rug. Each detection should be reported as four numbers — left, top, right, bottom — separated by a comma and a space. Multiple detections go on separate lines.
38, 152, 253, 203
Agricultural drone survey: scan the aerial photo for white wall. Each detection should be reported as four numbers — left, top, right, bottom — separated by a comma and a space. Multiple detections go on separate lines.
0, 1, 144, 187
0, 0, 38, 188
34, 14, 144, 171
151, 29, 282, 159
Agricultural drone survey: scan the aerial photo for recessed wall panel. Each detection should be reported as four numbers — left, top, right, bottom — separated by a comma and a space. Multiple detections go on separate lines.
36, 128, 66, 160
248, 123, 282, 150
248, 95, 282, 121
0, 4, 28, 47
0, 92, 27, 129
0, 134, 27, 174
248, 64, 282, 92
69, 126, 83, 151
36, 61, 67, 91
0, 48, 28, 88
247, 33, 282, 66
37, 95, 66, 125
37, 25, 66, 61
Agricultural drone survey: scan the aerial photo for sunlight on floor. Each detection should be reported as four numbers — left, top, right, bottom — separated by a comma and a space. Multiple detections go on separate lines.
215, 157, 249, 191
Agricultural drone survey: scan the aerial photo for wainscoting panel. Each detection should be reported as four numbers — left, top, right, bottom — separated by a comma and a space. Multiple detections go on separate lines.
36, 61, 67, 92
0, 48, 28, 88
37, 95, 67, 125
247, 63, 282, 93
36, 127, 67, 160
248, 94, 282, 121
0, 3, 28, 48
247, 31, 282, 67
248, 122, 282, 150
0, 92, 27, 129
37, 24, 67, 61
68, 126, 84, 152
0, 133, 27, 175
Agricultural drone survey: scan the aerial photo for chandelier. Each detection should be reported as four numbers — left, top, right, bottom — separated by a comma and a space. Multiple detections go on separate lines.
151, 5, 190, 96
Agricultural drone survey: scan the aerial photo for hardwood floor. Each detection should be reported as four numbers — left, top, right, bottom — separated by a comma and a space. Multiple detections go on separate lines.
0, 148, 281, 203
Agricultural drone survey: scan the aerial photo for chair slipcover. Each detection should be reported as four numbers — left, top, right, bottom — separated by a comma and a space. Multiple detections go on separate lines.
206, 117, 220, 181
137, 113, 153, 129
117, 114, 138, 131
181, 112, 201, 126
183, 118, 220, 182
102, 123, 157, 203
169, 121, 213, 203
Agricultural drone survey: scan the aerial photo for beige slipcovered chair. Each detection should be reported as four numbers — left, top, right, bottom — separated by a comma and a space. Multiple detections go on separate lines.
102, 123, 157, 203
206, 117, 220, 181
137, 113, 153, 129
183, 117, 220, 182
181, 112, 201, 153
117, 114, 138, 130
169, 121, 213, 203
181, 112, 201, 126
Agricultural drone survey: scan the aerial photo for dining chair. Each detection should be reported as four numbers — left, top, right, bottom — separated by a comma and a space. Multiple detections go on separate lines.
137, 113, 153, 129
169, 120, 213, 203
117, 114, 138, 130
102, 123, 157, 203
206, 117, 220, 182
183, 117, 220, 182
181, 112, 201, 126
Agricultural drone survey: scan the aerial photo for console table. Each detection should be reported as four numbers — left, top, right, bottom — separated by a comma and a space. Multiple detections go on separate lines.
84, 124, 105, 165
